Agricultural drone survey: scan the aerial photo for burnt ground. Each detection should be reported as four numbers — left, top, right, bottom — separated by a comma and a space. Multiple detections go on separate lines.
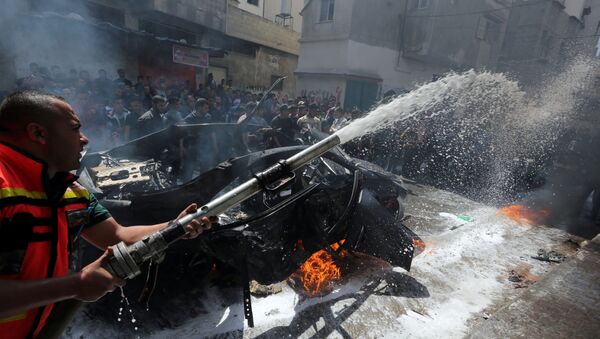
63, 183, 598, 338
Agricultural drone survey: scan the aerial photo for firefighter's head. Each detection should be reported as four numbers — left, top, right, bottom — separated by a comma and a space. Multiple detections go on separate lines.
0, 90, 89, 176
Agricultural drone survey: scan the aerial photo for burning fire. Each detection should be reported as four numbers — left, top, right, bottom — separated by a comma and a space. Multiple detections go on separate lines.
297, 240, 346, 296
412, 238, 426, 251
500, 205, 549, 225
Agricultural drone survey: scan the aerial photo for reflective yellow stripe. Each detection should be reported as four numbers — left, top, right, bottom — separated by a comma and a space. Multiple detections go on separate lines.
0, 187, 47, 200
64, 188, 90, 200
0, 187, 89, 201
0, 312, 27, 323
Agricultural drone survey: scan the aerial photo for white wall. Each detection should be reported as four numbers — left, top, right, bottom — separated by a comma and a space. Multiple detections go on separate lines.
564, 0, 587, 19
346, 40, 437, 92
236, 0, 303, 32
296, 39, 349, 72
296, 75, 346, 104
297, 37, 439, 96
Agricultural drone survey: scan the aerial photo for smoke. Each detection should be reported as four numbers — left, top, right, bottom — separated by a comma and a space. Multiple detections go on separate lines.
0, 0, 127, 91
340, 54, 600, 211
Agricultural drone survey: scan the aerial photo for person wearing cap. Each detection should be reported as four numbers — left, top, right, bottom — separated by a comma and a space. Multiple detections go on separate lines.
137, 95, 166, 136
297, 102, 322, 133
270, 104, 300, 147
288, 103, 299, 120
296, 101, 308, 119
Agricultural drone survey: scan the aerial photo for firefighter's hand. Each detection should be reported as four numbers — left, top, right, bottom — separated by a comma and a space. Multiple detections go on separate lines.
177, 203, 214, 239
75, 249, 125, 302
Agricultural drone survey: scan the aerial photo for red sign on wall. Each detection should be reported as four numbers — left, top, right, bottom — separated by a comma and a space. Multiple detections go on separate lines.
172, 44, 209, 68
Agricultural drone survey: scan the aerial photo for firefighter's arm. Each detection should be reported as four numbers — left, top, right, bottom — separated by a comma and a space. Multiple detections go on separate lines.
81, 203, 211, 250
0, 250, 124, 319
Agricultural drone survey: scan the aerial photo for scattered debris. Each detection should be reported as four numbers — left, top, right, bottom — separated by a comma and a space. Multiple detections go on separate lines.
249, 281, 283, 297
439, 212, 473, 230
507, 264, 539, 289
531, 249, 566, 263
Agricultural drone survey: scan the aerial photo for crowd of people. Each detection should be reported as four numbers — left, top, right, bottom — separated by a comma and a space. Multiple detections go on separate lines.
10, 62, 360, 152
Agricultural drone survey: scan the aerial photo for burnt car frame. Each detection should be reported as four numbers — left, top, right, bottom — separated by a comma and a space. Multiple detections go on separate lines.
79, 124, 418, 284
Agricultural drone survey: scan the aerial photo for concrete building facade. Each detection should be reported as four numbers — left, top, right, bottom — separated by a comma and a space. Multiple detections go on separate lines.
235, 0, 305, 33
497, 0, 589, 86
0, 0, 300, 95
296, 0, 510, 111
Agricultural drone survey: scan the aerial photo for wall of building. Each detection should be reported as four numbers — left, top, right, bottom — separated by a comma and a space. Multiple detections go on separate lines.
347, 40, 436, 92
296, 74, 346, 104
564, 0, 587, 19
296, 39, 349, 73
262, 0, 304, 33
139, 0, 227, 32
402, 0, 509, 70
300, 0, 354, 41
498, 0, 586, 85
211, 46, 298, 95
237, 0, 264, 16
348, 0, 403, 50
227, 5, 300, 55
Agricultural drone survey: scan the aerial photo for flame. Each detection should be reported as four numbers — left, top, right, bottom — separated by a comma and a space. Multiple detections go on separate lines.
297, 240, 346, 296
500, 205, 549, 225
412, 239, 426, 251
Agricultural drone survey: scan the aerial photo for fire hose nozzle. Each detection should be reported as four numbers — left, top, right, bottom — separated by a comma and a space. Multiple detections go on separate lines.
104, 226, 171, 279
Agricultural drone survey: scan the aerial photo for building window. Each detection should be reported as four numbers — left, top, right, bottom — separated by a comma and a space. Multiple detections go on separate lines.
247, 0, 259, 6
476, 17, 488, 40
319, 0, 335, 22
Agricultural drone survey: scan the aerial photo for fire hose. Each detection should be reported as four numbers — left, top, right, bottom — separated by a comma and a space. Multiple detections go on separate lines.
38, 134, 342, 338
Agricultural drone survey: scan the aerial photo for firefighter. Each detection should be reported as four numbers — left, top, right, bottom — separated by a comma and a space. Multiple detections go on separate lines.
0, 91, 212, 338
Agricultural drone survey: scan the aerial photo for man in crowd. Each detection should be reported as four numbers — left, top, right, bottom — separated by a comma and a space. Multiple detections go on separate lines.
181, 94, 196, 116
328, 107, 348, 134
105, 98, 133, 144
297, 102, 322, 133
210, 95, 226, 122
137, 95, 166, 136
0, 91, 212, 338
114, 68, 132, 87
183, 98, 212, 124
270, 104, 299, 147
126, 97, 145, 140
94, 69, 113, 99
164, 96, 184, 126
179, 98, 219, 180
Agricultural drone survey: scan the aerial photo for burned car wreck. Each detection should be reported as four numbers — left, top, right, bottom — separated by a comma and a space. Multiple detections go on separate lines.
79, 124, 418, 286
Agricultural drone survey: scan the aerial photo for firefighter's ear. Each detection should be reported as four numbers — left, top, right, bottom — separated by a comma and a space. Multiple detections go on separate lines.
26, 123, 48, 144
